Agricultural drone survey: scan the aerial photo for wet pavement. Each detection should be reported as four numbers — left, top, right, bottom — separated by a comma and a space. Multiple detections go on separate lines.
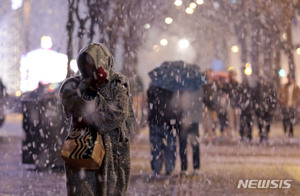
0, 113, 300, 195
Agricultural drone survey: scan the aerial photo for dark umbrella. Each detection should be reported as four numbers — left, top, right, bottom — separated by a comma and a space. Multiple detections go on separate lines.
148, 61, 205, 91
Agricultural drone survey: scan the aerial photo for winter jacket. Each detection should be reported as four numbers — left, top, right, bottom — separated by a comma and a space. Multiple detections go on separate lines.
253, 83, 277, 116
60, 43, 134, 196
278, 83, 300, 108
236, 82, 253, 115
179, 87, 203, 125
222, 79, 239, 108
202, 81, 218, 110
147, 85, 180, 126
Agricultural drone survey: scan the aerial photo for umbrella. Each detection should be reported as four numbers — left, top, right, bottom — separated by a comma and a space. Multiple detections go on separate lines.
148, 61, 205, 91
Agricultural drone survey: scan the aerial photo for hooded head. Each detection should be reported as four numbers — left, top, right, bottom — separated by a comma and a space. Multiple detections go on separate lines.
77, 43, 114, 81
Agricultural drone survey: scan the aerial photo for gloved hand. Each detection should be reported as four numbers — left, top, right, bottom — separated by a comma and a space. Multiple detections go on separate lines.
90, 66, 107, 90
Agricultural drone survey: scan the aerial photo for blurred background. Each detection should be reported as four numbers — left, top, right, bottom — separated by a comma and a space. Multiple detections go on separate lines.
0, 0, 300, 195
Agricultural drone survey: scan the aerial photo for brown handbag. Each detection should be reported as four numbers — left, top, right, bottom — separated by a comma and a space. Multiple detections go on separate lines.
61, 127, 105, 170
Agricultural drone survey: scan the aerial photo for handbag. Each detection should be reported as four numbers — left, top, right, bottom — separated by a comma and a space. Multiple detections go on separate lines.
61, 127, 105, 170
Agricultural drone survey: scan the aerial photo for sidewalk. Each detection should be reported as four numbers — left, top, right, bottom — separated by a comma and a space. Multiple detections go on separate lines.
0, 113, 300, 195
129, 125, 300, 195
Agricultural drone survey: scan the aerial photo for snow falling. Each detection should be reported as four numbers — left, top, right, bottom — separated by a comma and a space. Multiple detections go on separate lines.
0, 0, 300, 195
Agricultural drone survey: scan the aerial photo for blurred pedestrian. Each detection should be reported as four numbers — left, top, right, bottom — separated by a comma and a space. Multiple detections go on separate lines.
202, 69, 218, 140
222, 70, 239, 136
178, 87, 203, 174
237, 81, 254, 141
278, 74, 300, 137
215, 77, 229, 136
147, 84, 178, 176
253, 77, 277, 142
60, 43, 135, 195
0, 78, 7, 127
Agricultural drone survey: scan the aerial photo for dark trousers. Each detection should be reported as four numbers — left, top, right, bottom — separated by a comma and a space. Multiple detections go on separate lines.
240, 112, 253, 140
256, 112, 272, 141
282, 107, 296, 137
179, 123, 200, 171
149, 124, 177, 174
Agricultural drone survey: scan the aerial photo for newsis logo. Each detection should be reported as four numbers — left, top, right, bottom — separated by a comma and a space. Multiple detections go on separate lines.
237, 179, 292, 189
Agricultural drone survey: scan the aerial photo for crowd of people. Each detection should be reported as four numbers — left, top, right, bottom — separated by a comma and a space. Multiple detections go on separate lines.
146, 68, 300, 176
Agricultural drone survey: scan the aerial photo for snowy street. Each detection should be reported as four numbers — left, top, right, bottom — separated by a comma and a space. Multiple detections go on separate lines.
0, 113, 299, 195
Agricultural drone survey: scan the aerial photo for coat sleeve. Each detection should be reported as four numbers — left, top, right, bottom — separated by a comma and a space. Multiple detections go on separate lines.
60, 76, 130, 134
59, 77, 98, 118
91, 81, 130, 134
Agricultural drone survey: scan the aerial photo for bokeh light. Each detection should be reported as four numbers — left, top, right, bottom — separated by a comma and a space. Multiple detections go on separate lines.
160, 39, 168, 46
165, 17, 173, 24
178, 39, 190, 49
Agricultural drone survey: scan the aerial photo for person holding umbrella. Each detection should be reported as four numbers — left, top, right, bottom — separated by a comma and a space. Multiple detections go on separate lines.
147, 84, 179, 176
147, 61, 204, 176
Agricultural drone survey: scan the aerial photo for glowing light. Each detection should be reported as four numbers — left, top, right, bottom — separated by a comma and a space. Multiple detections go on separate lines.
15, 90, 22, 97
11, 0, 23, 10
153, 45, 160, 52
70, 59, 78, 73
196, 0, 204, 5
282, 33, 287, 40
165, 17, 173, 24
41, 36, 52, 49
296, 48, 300, 55
174, 0, 183, 6
228, 67, 233, 71
179, 39, 190, 49
20, 49, 68, 92
279, 69, 286, 77
190, 2, 197, 9
231, 45, 239, 53
144, 24, 151, 29
160, 39, 168, 46
244, 67, 252, 75
213, 2, 220, 9
245, 62, 251, 68
186, 7, 194, 14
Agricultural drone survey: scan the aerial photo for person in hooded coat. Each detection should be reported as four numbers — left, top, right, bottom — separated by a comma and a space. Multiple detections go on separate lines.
60, 43, 135, 196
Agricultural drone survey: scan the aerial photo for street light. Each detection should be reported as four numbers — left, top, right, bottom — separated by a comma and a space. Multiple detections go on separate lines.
174, 0, 182, 6
144, 23, 151, 29
279, 69, 286, 77
165, 17, 173, 24
231, 45, 239, 53
186, 7, 194, 14
296, 48, 300, 55
244, 67, 252, 75
160, 39, 168, 46
179, 39, 189, 49
190, 2, 197, 9
244, 63, 252, 75
15, 90, 22, 97
196, 0, 204, 5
